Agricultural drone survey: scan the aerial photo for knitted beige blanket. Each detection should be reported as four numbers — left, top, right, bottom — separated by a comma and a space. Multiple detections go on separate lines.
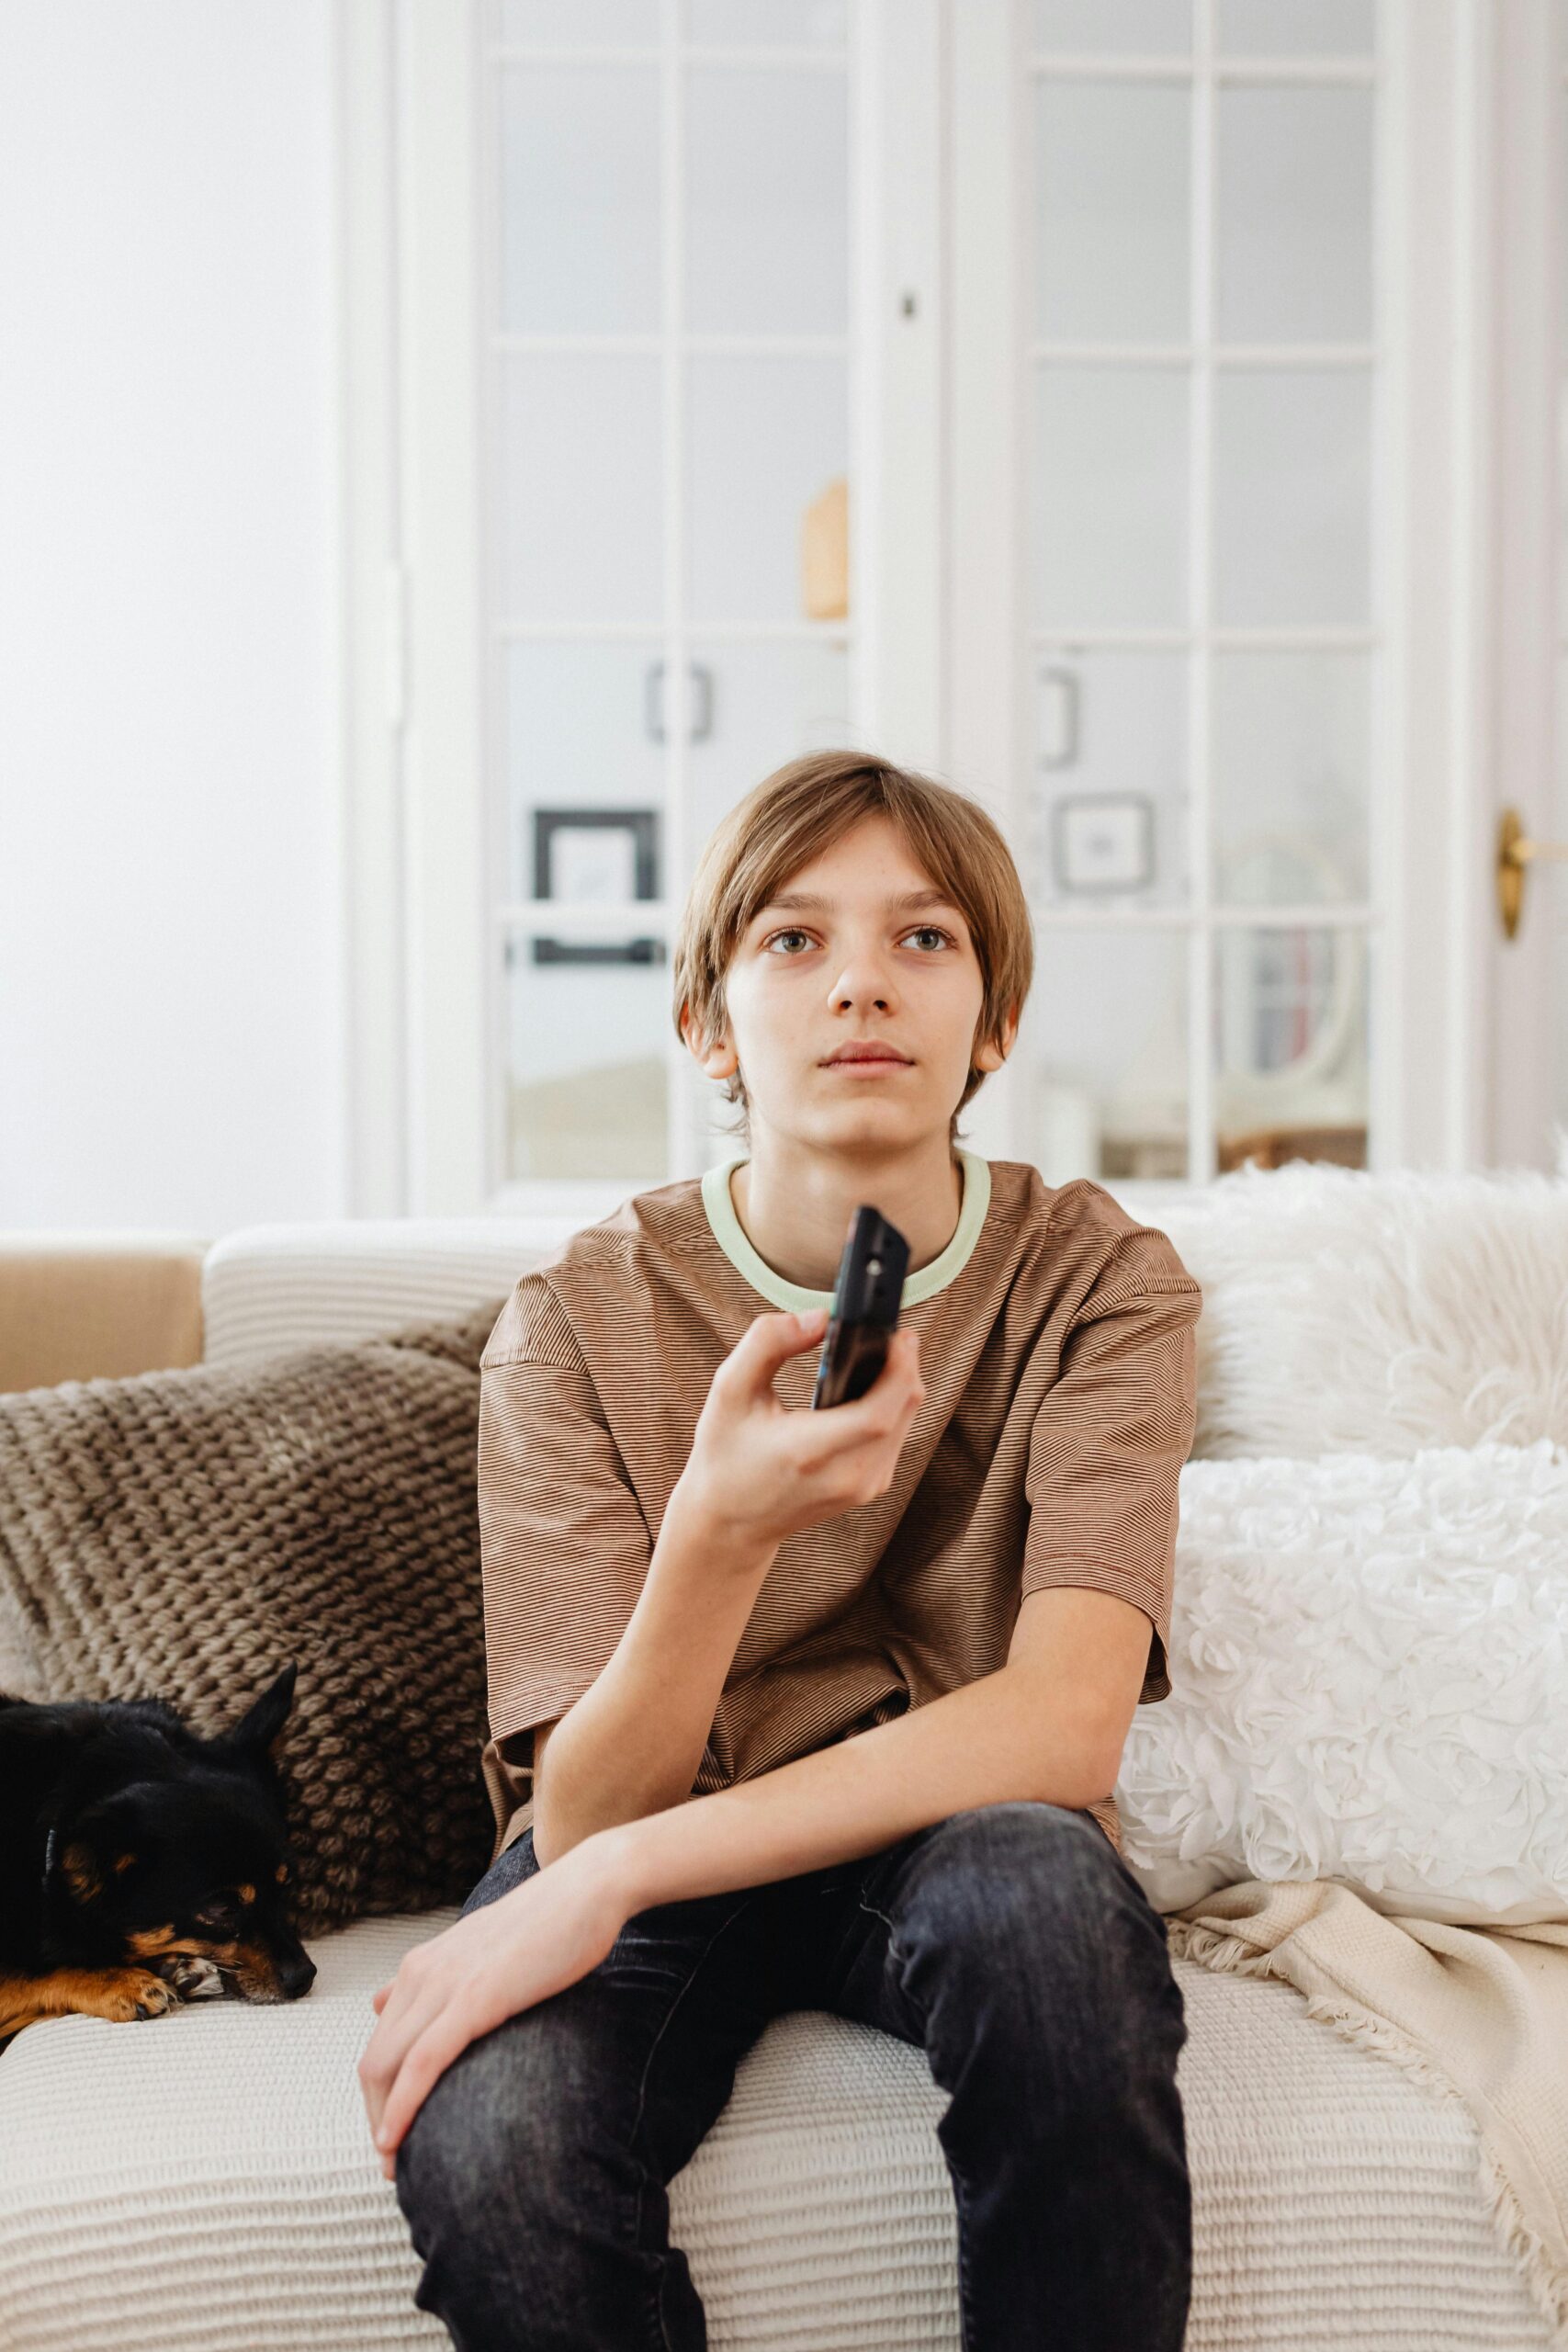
1167, 1878, 1568, 2348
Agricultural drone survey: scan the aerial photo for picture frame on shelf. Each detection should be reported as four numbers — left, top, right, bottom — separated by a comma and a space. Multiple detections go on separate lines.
529, 807, 664, 967
1050, 793, 1156, 896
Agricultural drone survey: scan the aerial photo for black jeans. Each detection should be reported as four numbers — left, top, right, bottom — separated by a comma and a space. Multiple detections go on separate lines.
394, 1799, 1191, 2351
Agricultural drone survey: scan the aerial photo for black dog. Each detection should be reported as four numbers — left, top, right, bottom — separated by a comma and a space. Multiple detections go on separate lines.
1, 1661, 316, 2044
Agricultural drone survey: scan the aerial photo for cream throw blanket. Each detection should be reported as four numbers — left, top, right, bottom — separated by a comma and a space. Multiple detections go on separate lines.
1167, 1879, 1568, 2347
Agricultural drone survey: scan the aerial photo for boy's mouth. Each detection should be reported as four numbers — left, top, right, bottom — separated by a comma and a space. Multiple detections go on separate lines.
822, 1040, 914, 1069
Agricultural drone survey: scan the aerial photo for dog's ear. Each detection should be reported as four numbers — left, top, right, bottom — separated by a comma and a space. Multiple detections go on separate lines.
46, 1790, 142, 1907
216, 1662, 298, 1759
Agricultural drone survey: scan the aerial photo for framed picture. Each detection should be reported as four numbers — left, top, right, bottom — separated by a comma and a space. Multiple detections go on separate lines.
530, 807, 664, 966
1050, 793, 1156, 895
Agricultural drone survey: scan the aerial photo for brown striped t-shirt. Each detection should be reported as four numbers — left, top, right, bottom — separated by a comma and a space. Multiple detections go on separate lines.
477, 1150, 1202, 1867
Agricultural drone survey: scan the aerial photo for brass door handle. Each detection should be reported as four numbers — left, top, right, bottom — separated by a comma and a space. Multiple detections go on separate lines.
1496, 805, 1568, 939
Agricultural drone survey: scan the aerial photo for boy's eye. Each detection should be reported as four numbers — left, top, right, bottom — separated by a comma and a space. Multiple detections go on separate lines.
761, 924, 954, 955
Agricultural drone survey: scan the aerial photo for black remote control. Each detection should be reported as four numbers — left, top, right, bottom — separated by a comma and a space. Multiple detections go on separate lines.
810, 1205, 910, 1409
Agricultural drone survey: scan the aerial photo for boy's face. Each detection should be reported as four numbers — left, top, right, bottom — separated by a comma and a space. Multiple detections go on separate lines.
685, 812, 1014, 1152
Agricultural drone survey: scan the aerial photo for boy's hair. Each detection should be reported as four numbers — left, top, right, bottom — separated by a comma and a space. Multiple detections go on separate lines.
672, 750, 1033, 1147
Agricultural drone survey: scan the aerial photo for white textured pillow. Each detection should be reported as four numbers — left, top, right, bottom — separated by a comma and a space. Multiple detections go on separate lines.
1151, 1159, 1568, 1460
1117, 1441, 1568, 1926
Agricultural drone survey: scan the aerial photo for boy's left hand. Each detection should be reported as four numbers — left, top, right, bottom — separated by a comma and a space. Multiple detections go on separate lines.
359, 1835, 630, 2179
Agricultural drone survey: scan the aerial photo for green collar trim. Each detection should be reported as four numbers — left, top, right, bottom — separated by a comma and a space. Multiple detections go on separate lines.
700, 1148, 993, 1313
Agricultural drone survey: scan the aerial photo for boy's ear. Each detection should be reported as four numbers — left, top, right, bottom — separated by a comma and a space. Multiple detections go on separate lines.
974, 1002, 1020, 1074
680, 1000, 738, 1081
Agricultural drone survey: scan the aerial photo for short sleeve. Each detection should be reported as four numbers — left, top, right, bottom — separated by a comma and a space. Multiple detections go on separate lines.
477, 1274, 654, 1839
1021, 1228, 1201, 1702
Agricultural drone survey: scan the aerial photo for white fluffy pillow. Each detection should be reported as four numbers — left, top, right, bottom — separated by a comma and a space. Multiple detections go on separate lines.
1117, 1441, 1568, 1926
1150, 1159, 1568, 1460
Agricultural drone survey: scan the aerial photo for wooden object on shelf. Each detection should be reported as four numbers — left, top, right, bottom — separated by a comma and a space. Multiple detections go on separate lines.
1217, 1125, 1369, 1173
802, 476, 849, 619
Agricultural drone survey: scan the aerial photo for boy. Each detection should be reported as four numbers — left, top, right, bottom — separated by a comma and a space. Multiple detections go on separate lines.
363, 752, 1202, 2350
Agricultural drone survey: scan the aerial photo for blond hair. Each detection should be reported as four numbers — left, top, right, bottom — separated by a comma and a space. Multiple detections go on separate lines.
672, 751, 1033, 1147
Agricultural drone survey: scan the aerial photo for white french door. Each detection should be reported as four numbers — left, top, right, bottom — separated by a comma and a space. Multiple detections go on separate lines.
337, 0, 1564, 1216
954, 0, 1389, 1189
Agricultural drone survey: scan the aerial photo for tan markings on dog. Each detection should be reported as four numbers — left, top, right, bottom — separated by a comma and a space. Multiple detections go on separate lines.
60, 1841, 102, 1902
0, 1964, 177, 2039
113, 1850, 137, 1874
275, 1863, 289, 1884
184, 1933, 269, 1982
127, 1924, 177, 1956
224, 1943, 286, 1996
238, 1883, 255, 1906
126, 1927, 252, 1973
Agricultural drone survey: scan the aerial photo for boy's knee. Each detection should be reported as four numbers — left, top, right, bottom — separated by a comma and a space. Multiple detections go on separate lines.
396, 2005, 608, 2236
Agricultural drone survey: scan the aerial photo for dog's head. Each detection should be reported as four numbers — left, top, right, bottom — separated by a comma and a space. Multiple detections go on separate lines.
43, 1665, 316, 2002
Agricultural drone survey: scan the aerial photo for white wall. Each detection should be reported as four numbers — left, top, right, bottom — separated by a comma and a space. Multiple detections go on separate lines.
0, 1, 344, 1234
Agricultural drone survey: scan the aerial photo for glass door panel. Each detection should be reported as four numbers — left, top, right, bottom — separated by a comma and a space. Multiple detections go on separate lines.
1212, 368, 1371, 627
502, 641, 667, 903
503, 935, 671, 1182
499, 355, 665, 624
1213, 923, 1370, 1170
1032, 78, 1190, 342
1033, 0, 1192, 52
1020, 930, 1190, 1185
683, 65, 848, 335
498, 63, 662, 334
500, 0, 659, 38
1032, 367, 1190, 629
687, 355, 849, 623
1028, 649, 1190, 911
1214, 82, 1373, 343
1212, 650, 1371, 906
1215, 0, 1373, 56
684, 0, 848, 43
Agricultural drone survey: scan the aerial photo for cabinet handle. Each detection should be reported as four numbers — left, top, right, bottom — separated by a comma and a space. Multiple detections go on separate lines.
1039, 665, 1079, 769
644, 660, 714, 744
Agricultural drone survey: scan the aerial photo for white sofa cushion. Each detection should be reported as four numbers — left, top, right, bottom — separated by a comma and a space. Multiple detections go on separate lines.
1154, 1160, 1568, 1460
200, 1218, 581, 1369
1119, 1442, 1568, 1926
0, 1910, 1552, 2351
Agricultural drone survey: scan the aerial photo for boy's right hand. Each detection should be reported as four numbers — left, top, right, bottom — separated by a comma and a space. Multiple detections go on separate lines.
674, 1306, 925, 1555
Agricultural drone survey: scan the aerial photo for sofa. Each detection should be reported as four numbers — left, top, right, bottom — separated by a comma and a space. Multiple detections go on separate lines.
0, 1167, 1562, 2352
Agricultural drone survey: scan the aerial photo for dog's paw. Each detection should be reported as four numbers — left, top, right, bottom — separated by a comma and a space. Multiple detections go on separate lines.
152, 1952, 224, 2001
97, 1967, 179, 2023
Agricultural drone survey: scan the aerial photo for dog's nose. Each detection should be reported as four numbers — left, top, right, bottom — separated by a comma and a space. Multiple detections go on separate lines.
279, 1953, 317, 1999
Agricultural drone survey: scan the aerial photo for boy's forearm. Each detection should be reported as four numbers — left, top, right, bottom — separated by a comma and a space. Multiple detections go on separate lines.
592, 1668, 1117, 1913
531, 1482, 777, 1865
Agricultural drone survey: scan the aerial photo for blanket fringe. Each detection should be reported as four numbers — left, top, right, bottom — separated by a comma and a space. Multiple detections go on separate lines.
1167, 1918, 1568, 2350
